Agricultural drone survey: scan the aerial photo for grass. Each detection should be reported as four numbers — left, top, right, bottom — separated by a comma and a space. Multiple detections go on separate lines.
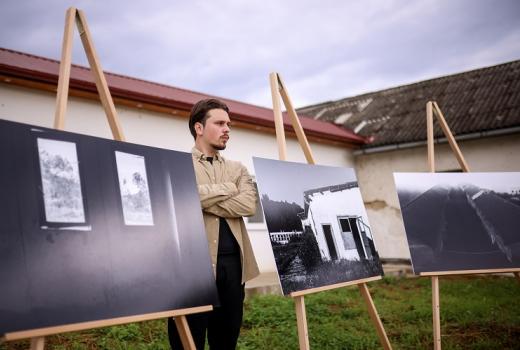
1, 275, 519, 349
281, 258, 383, 294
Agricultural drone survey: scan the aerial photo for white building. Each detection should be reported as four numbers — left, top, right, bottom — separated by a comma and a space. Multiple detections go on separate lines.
298, 183, 377, 261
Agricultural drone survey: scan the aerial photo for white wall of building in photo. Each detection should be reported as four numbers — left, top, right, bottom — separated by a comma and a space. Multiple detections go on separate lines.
299, 183, 376, 262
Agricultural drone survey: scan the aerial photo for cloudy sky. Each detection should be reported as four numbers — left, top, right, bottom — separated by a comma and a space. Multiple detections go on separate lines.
253, 157, 356, 206
1, 0, 519, 108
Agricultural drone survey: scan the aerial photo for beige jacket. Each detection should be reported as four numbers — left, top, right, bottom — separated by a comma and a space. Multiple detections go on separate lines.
192, 147, 260, 283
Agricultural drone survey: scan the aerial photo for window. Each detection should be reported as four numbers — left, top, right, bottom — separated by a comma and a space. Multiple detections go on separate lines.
338, 217, 356, 250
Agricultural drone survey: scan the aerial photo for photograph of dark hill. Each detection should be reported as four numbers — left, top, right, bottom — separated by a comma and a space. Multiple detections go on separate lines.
0, 119, 218, 335
394, 172, 520, 274
253, 157, 382, 295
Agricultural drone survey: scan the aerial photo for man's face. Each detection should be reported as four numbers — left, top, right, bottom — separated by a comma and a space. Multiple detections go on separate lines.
195, 109, 231, 151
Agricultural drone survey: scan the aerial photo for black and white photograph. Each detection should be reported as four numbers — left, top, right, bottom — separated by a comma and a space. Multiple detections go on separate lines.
0, 119, 218, 335
115, 151, 154, 226
37, 138, 86, 224
253, 157, 382, 295
394, 172, 520, 274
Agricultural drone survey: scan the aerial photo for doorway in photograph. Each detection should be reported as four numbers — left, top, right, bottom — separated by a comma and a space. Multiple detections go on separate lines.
322, 224, 338, 260
338, 217, 371, 260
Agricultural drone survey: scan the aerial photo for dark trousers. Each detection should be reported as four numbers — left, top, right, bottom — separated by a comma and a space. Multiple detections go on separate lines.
168, 253, 245, 350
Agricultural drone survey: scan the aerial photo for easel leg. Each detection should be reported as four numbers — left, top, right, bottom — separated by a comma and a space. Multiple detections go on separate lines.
294, 296, 310, 350
432, 276, 441, 350
514, 272, 520, 284
174, 316, 196, 350
54, 7, 76, 130
30, 337, 45, 350
358, 283, 392, 350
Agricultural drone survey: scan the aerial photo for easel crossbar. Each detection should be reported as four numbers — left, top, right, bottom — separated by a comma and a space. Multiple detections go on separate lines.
420, 268, 520, 277
289, 276, 382, 297
3, 305, 213, 341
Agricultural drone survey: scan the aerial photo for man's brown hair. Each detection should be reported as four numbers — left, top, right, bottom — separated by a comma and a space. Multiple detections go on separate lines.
188, 98, 230, 139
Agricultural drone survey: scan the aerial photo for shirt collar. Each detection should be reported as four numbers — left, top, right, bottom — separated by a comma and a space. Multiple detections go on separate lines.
191, 147, 223, 162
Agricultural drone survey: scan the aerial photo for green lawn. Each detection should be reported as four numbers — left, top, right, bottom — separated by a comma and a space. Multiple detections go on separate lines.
2, 275, 519, 349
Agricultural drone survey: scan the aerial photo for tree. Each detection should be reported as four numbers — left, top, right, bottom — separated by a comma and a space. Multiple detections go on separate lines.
298, 226, 321, 270
261, 194, 304, 232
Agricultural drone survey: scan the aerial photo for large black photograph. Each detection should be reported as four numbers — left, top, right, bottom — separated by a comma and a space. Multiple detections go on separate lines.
253, 157, 382, 295
394, 172, 520, 274
0, 119, 218, 335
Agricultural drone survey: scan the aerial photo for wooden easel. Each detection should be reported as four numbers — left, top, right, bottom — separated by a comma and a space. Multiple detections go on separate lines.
424, 101, 520, 350
269, 72, 392, 350
0, 8, 211, 350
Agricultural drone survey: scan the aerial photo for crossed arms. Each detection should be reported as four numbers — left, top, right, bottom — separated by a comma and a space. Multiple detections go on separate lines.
197, 166, 257, 218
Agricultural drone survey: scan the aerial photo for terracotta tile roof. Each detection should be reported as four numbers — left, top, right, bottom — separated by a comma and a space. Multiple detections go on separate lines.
298, 60, 520, 148
0, 48, 366, 146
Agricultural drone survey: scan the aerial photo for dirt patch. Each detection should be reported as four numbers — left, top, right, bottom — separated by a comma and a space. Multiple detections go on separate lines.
444, 323, 520, 348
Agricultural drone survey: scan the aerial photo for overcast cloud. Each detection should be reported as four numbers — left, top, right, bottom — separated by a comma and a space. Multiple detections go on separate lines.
1, 0, 519, 108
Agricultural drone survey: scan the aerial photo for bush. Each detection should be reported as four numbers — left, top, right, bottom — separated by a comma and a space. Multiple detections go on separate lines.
298, 227, 322, 270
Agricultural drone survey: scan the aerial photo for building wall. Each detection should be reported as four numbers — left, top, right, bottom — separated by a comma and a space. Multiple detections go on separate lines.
354, 134, 520, 259
304, 188, 372, 261
0, 82, 357, 273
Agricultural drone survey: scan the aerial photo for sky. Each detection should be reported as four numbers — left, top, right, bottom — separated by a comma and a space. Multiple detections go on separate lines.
1, 0, 519, 109
253, 157, 356, 206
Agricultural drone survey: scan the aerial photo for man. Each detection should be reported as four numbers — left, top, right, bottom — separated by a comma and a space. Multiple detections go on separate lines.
168, 98, 260, 349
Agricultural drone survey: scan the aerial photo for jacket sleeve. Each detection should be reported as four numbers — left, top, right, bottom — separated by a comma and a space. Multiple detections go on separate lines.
198, 182, 239, 209
203, 165, 257, 218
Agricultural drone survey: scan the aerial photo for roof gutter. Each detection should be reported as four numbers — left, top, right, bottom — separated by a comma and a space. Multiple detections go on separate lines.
353, 126, 520, 155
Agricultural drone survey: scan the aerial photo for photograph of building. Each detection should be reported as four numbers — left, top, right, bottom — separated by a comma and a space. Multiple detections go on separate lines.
253, 157, 382, 295
394, 172, 520, 274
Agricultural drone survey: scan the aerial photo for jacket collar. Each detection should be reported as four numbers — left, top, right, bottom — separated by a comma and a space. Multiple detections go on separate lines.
191, 146, 223, 163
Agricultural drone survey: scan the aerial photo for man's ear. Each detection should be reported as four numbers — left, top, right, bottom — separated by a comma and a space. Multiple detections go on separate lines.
194, 122, 204, 136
